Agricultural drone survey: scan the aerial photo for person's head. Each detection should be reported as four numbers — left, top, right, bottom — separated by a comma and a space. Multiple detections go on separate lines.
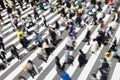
10, 44, 15, 48
28, 60, 33, 64
93, 38, 96, 41
55, 56, 59, 61
28, 14, 31, 17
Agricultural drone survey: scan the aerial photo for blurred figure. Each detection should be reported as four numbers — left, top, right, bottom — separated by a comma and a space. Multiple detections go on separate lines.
78, 49, 87, 68
10, 44, 21, 61
23, 60, 39, 79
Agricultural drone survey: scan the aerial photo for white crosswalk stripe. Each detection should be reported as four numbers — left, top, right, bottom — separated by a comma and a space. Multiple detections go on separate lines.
0, 1, 120, 80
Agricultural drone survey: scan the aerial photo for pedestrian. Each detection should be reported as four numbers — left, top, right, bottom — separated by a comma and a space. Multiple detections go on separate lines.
11, 15, 19, 30
106, 27, 113, 43
39, 1, 45, 11
19, 35, 29, 51
78, 49, 87, 68
55, 56, 65, 74
17, 8, 21, 20
75, 13, 82, 27
23, 60, 39, 79
17, 0, 24, 10
17, 29, 24, 41
99, 58, 110, 80
6, 4, 12, 18
110, 37, 117, 51
65, 32, 74, 50
89, 73, 97, 80
55, 21, 60, 29
64, 50, 74, 65
0, 49, 9, 65
10, 44, 21, 61
49, 28, 57, 45
27, 14, 34, 28
90, 38, 99, 53
42, 38, 54, 58
104, 49, 112, 67
0, 36, 5, 50
0, 13, 4, 22
33, 7, 39, 20
37, 43, 47, 62
41, 15, 47, 27
83, 28, 91, 45
34, 31, 42, 44
92, 12, 98, 25
100, 20, 106, 31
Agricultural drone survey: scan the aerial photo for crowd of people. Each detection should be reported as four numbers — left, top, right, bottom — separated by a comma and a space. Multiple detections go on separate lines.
0, 0, 120, 80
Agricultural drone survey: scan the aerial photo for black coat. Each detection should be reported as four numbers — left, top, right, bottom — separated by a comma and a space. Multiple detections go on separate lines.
20, 37, 29, 48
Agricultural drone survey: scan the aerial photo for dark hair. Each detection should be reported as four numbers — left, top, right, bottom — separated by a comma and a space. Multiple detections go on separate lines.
55, 56, 60, 61
28, 60, 33, 64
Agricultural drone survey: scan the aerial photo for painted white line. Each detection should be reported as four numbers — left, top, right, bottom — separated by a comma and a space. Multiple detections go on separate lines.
111, 62, 120, 80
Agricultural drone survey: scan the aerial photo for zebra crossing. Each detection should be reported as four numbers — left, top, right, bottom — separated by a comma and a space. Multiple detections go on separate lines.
0, 1, 120, 80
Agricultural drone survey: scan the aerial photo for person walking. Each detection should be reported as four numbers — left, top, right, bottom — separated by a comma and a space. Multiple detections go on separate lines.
10, 44, 21, 61
0, 49, 9, 65
23, 60, 39, 79
55, 56, 65, 74
33, 7, 40, 20
6, 4, 12, 18
78, 49, 87, 68
0, 13, 4, 22
19, 35, 29, 51
37, 43, 47, 62
90, 38, 99, 53
83, 28, 91, 45
41, 15, 47, 27
0, 35, 5, 50
39, 1, 45, 11
27, 14, 34, 28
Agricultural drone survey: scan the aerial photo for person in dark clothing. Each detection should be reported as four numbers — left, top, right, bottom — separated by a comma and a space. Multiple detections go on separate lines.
65, 0, 71, 8
6, 5, 12, 18
17, 8, 21, 20
60, 8, 66, 17
42, 15, 47, 27
0, 36, 5, 50
34, 7, 39, 20
92, 12, 97, 25
105, 0, 109, 4
75, 13, 82, 28
110, 37, 117, 51
98, 30, 106, 45
49, 29, 57, 45
55, 56, 66, 74
91, 0, 96, 5
25, 60, 38, 78
17, 0, 24, 10
0, 13, 4, 22
78, 49, 87, 68
83, 28, 91, 45
99, 58, 110, 80
96, 36, 102, 47
0, 49, 9, 65
19, 35, 29, 51
55, 21, 60, 29
10, 44, 21, 60
0, 0, 6, 9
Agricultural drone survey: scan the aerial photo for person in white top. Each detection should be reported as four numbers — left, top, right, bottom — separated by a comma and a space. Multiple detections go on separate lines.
90, 38, 98, 54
